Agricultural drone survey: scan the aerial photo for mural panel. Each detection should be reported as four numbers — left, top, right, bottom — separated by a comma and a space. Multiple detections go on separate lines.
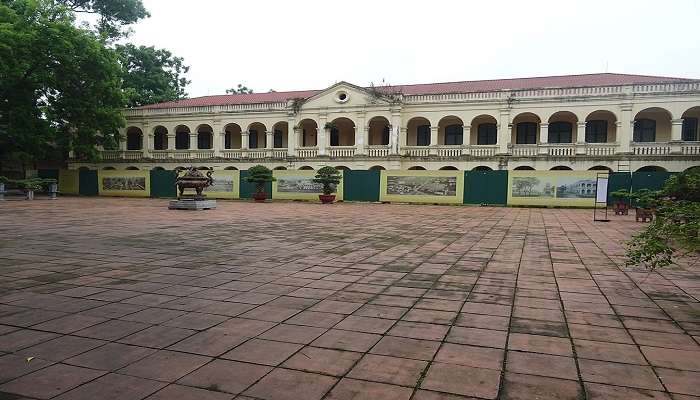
98, 170, 150, 197
508, 171, 605, 206
272, 170, 344, 201
202, 170, 240, 199
379, 170, 464, 204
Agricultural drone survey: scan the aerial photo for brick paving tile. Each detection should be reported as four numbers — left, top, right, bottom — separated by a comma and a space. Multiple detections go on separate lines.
177, 359, 271, 395
574, 339, 648, 364
0, 353, 55, 384
584, 382, 672, 400
0, 363, 105, 399
421, 362, 501, 399
221, 338, 302, 365
311, 328, 381, 352
119, 325, 196, 348
446, 326, 508, 348
324, 378, 413, 400
501, 372, 583, 400
243, 368, 337, 400
369, 335, 440, 360
54, 372, 166, 400
16, 335, 105, 362
578, 359, 664, 391
282, 346, 361, 376
65, 342, 156, 371
145, 384, 235, 400
434, 342, 504, 370
506, 351, 578, 380
119, 350, 211, 382
347, 353, 427, 386
655, 368, 700, 396
3, 199, 700, 398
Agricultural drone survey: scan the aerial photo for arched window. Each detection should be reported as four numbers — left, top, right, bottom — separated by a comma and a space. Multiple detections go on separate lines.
154, 132, 166, 150
175, 132, 190, 149
548, 122, 572, 143
126, 129, 142, 150
444, 125, 463, 145
249, 129, 258, 148
682, 117, 698, 141
417, 125, 430, 146
274, 129, 283, 148
197, 132, 212, 149
633, 119, 656, 142
330, 128, 339, 146
477, 123, 497, 145
381, 126, 390, 145
585, 120, 608, 143
516, 122, 537, 144
224, 132, 232, 149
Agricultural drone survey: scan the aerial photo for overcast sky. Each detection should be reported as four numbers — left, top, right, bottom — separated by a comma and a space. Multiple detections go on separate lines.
125, 0, 700, 98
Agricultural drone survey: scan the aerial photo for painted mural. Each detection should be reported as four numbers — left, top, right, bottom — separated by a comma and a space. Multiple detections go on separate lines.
508, 171, 605, 206
380, 170, 464, 204
202, 170, 240, 199
272, 170, 344, 201
98, 170, 150, 197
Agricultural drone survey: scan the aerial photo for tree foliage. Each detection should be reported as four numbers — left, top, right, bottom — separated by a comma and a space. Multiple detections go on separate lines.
116, 44, 190, 107
313, 166, 342, 195
626, 168, 700, 270
0, 0, 188, 168
226, 84, 253, 94
244, 165, 275, 193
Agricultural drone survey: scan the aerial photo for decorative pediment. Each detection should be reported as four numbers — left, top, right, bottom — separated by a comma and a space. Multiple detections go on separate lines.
300, 81, 389, 109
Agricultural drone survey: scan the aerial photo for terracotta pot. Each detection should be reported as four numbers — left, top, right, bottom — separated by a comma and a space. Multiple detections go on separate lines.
252, 192, 267, 203
635, 207, 654, 222
613, 201, 629, 215
319, 194, 336, 204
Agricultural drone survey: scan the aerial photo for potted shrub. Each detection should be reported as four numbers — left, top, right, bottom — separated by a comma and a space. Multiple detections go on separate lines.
313, 166, 342, 204
610, 189, 631, 215
15, 178, 45, 200
244, 165, 275, 202
631, 189, 659, 222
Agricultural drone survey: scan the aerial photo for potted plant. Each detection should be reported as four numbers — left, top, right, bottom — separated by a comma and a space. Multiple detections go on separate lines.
15, 178, 45, 200
610, 189, 631, 215
313, 166, 342, 204
631, 189, 659, 222
244, 165, 275, 202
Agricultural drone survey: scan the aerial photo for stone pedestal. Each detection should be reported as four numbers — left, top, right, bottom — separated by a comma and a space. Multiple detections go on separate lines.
168, 199, 217, 210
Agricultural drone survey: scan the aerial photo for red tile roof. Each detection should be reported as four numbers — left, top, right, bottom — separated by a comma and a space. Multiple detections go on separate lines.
137, 73, 695, 109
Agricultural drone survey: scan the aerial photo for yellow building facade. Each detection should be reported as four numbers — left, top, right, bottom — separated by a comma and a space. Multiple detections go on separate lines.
71, 73, 700, 173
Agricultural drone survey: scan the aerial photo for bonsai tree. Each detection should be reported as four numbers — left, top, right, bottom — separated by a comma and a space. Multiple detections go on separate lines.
313, 166, 342, 195
626, 168, 700, 270
244, 165, 275, 201
630, 188, 659, 209
610, 189, 631, 202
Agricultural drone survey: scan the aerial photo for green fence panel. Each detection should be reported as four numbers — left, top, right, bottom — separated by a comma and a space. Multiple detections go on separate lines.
632, 171, 673, 192
239, 170, 272, 199
37, 169, 59, 181
343, 170, 380, 202
464, 170, 508, 205
78, 170, 98, 196
150, 170, 177, 198
606, 172, 632, 204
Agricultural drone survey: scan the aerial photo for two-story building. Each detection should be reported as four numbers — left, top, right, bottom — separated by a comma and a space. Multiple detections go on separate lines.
72, 73, 700, 173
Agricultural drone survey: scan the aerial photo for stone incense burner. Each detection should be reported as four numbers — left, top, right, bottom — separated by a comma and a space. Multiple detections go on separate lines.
174, 166, 213, 199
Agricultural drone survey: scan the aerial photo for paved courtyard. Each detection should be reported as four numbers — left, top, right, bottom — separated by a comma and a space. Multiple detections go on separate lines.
0, 197, 698, 400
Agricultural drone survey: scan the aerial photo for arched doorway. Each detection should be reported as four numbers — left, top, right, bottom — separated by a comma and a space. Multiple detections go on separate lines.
407, 166, 426, 170
636, 165, 667, 172
224, 123, 242, 149
272, 122, 288, 149
634, 108, 672, 142
681, 106, 700, 141
406, 117, 431, 146
175, 125, 191, 150
585, 111, 617, 143
439, 166, 459, 170
471, 115, 498, 145
329, 118, 355, 146
472, 166, 492, 171
126, 127, 143, 150
298, 119, 318, 147
550, 166, 573, 171
196, 124, 213, 149
369, 165, 386, 171
247, 122, 267, 149
153, 126, 168, 150
512, 113, 541, 144
547, 111, 578, 143
438, 116, 464, 145
368, 116, 390, 145
299, 166, 314, 170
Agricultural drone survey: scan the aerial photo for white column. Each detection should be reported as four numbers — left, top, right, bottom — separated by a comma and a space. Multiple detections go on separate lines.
399, 127, 408, 154
390, 111, 401, 155
538, 123, 549, 155
167, 134, 175, 151
241, 131, 249, 157
463, 125, 471, 145
497, 109, 510, 155
266, 130, 273, 157
670, 118, 684, 154
356, 113, 366, 155
576, 121, 587, 154
429, 126, 439, 155
617, 104, 633, 154
144, 134, 153, 158
318, 116, 327, 155
290, 127, 299, 156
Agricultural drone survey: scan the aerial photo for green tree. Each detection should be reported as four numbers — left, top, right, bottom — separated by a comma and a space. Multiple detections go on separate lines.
57, 0, 149, 39
626, 168, 700, 269
116, 44, 190, 107
0, 0, 126, 167
313, 166, 342, 195
226, 84, 253, 94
